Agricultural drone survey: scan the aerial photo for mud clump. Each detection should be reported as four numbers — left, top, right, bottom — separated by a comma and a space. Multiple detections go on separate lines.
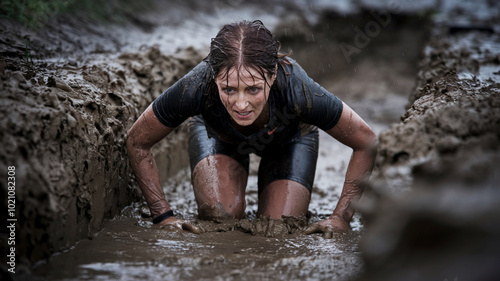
373, 32, 500, 190
192, 216, 309, 238
374, 73, 500, 190
0, 28, 202, 268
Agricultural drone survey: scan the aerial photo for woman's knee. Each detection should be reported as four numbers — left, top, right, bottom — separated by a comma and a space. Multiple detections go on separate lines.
191, 154, 248, 220
197, 200, 245, 220
258, 180, 310, 219
191, 155, 248, 186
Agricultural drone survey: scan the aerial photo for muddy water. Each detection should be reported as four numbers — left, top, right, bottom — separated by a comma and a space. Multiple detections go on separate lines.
34, 217, 362, 281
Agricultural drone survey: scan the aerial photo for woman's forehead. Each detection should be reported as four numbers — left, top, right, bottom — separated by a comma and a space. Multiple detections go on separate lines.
217, 66, 266, 85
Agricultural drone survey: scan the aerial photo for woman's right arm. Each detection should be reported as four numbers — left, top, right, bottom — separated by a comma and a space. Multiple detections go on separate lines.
126, 104, 199, 232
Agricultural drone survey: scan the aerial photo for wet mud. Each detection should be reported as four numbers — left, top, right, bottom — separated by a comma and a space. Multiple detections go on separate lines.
2, 0, 499, 280
357, 1, 500, 280
0, 16, 203, 270
33, 216, 362, 281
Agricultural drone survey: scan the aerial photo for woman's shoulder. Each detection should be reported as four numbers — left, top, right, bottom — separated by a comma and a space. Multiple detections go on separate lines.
271, 56, 342, 130
171, 60, 213, 98
155, 59, 213, 105
278, 57, 311, 82
182, 60, 213, 82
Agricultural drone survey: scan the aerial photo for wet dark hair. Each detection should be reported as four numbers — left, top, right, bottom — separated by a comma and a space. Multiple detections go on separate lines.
206, 20, 289, 86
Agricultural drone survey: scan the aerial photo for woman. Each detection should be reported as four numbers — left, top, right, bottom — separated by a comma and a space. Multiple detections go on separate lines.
126, 20, 377, 235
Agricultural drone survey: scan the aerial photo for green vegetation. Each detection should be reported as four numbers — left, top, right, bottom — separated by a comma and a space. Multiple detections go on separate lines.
0, 0, 152, 28
0, 0, 72, 27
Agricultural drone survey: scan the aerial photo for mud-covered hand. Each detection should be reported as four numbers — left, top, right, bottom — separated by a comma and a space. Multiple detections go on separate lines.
157, 216, 202, 234
304, 215, 351, 238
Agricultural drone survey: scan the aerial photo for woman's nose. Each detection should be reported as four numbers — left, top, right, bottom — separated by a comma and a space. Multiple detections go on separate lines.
235, 94, 249, 109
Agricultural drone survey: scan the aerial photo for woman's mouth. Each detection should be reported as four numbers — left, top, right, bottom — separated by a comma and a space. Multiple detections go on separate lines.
235, 110, 252, 119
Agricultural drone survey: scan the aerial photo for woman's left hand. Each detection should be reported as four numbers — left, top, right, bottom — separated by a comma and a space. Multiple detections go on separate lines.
304, 215, 351, 238
156, 216, 203, 234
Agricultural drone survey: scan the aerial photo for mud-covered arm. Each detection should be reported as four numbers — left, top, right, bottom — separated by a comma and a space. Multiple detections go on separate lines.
126, 104, 175, 219
127, 61, 207, 217
127, 104, 201, 234
326, 102, 377, 225
305, 102, 377, 235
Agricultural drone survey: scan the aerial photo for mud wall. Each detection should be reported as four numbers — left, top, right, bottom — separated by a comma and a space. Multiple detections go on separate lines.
356, 24, 500, 281
0, 33, 202, 265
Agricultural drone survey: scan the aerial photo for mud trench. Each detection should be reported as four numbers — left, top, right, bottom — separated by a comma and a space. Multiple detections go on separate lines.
20, 9, 428, 281
2, 1, 499, 281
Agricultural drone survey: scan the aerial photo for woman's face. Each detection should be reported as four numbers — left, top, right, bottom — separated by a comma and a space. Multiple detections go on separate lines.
216, 67, 275, 127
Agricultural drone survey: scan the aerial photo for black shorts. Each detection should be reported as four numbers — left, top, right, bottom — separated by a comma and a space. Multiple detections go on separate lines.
188, 116, 319, 195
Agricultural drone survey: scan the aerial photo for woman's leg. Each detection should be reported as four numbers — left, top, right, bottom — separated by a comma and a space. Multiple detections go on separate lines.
257, 179, 310, 218
192, 154, 248, 220
256, 128, 319, 219
188, 116, 250, 220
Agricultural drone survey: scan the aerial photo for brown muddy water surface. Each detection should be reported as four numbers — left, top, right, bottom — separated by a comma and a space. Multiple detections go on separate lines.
34, 216, 362, 280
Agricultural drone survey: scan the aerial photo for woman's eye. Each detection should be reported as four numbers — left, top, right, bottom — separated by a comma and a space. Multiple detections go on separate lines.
248, 87, 261, 94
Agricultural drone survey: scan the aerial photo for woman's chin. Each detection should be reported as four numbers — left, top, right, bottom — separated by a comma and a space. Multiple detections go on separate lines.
233, 119, 254, 127
231, 113, 256, 126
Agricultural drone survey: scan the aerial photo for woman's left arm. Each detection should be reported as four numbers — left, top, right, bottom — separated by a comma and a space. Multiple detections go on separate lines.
305, 102, 377, 235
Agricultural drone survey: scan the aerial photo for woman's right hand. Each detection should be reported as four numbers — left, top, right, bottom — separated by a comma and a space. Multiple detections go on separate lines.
304, 215, 351, 238
156, 216, 202, 234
